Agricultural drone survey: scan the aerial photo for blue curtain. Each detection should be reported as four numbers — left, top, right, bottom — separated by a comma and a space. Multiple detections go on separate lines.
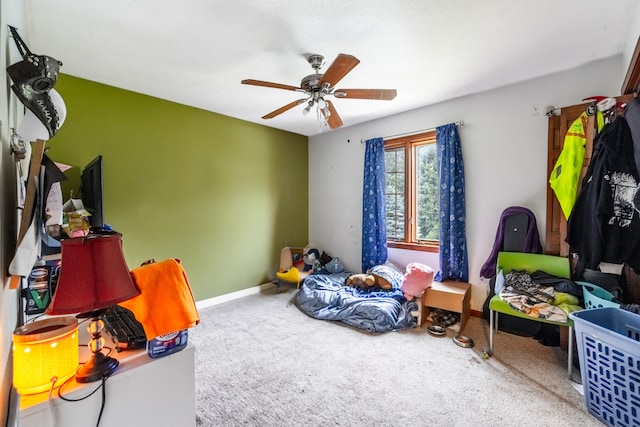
361, 137, 387, 272
435, 123, 468, 282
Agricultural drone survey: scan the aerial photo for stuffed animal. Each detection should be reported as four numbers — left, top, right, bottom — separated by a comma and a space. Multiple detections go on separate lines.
401, 262, 434, 300
303, 248, 321, 273
345, 273, 392, 290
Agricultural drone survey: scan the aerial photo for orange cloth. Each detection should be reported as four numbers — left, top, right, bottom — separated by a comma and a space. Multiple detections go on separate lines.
119, 258, 200, 340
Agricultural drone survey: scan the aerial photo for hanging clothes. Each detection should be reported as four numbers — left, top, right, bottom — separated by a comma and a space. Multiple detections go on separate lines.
549, 109, 605, 219
566, 116, 640, 278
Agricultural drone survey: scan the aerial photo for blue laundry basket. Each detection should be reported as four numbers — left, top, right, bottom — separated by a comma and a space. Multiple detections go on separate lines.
577, 281, 620, 309
570, 307, 640, 427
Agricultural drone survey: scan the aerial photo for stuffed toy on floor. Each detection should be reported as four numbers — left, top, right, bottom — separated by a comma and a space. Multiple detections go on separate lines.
345, 273, 392, 290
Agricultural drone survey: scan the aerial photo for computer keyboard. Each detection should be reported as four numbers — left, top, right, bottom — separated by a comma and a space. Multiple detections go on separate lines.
103, 305, 147, 352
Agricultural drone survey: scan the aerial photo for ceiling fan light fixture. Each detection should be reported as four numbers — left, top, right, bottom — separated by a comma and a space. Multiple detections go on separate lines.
302, 100, 313, 115
241, 53, 396, 130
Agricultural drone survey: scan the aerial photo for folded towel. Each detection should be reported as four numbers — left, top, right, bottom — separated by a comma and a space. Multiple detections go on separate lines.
119, 258, 200, 340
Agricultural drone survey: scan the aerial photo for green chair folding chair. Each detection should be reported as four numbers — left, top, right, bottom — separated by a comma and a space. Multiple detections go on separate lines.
488, 251, 574, 378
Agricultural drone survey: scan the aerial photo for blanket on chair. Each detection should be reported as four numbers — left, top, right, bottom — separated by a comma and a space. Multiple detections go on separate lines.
498, 270, 580, 322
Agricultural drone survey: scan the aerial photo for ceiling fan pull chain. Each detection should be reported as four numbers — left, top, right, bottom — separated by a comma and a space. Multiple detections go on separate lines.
317, 106, 322, 132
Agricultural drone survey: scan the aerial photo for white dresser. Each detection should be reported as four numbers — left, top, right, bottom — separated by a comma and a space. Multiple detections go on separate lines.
18, 344, 195, 427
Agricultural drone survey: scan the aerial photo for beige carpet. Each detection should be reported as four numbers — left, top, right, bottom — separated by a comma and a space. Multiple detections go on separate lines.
190, 285, 602, 426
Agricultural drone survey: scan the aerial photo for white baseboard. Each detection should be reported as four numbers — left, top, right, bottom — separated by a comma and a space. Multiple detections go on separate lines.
195, 282, 275, 310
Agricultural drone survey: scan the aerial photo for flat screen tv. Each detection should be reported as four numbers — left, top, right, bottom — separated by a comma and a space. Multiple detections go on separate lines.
80, 155, 103, 228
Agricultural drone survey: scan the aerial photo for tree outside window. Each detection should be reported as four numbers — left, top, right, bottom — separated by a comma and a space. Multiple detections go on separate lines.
384, 131, 439, 252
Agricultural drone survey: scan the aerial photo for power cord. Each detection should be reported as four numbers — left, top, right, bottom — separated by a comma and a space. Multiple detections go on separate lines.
48, 377, 58, 427
96, 376, 107, 427
57, 372, 111, 427
57, 344, 115, 427
25, 313, 45, 323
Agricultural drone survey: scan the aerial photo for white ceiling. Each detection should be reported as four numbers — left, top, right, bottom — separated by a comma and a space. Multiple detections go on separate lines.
21, 0, 636, 137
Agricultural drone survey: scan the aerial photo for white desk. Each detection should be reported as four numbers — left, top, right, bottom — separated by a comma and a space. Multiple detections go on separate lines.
19, 344, 195, 427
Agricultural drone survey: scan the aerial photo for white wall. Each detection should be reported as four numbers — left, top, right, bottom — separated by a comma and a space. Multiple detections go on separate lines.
308, 55, 625, 311
623, 2, 640, 82
1, 1, 28, 425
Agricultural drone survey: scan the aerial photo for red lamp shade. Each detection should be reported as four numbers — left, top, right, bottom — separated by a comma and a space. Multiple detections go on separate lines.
46, 234, 140, 315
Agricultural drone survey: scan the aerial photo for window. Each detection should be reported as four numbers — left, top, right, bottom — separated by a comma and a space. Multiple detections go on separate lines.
384, 131, 439, 252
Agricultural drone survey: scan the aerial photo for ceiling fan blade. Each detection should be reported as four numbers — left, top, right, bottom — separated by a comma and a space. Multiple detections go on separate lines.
322, 100, 343, 129
318, 54, 360, 88
333, 88, 397, 100
262, 99, 308, 119
242, 79, 302, 92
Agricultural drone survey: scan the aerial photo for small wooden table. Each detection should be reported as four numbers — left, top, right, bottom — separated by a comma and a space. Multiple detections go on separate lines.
417, 280, 471, 335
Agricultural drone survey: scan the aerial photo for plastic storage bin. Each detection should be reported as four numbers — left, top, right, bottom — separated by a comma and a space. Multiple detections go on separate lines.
146, 329, 188, 358
570, 307, 640, 427
578, 281, 620, 309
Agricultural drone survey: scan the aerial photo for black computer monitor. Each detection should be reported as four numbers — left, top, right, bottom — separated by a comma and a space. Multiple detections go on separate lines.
80, 155, 104, 228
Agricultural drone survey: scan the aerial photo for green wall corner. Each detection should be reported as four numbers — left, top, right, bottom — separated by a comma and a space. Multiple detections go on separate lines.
47, 75, 308, 301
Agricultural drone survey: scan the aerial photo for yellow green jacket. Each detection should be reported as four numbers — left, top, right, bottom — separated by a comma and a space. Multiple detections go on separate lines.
549, 111, 605, 220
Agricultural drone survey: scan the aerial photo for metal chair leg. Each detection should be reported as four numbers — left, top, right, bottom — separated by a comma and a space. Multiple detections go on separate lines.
489, 309, 495, 353
568, 326, 574, 379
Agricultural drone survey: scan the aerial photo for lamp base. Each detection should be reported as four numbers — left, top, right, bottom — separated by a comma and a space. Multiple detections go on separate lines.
76, 351, 119, 383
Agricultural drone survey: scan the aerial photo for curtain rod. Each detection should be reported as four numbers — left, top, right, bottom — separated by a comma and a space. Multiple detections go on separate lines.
359, 120, 464, 143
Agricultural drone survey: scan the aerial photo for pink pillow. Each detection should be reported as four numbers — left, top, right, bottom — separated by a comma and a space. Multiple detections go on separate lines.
401, 262, 434, 298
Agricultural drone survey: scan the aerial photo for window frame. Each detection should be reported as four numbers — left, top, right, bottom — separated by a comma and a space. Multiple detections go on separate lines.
384, 131, 439, 253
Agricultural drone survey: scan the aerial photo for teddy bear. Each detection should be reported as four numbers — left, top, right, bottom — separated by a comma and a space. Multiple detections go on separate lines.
345, 273, 392, 290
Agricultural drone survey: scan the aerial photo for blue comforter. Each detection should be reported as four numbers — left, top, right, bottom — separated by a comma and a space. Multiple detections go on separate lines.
294, 268, 418, 333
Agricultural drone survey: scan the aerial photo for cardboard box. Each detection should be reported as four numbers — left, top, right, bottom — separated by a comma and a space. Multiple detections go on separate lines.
420, 280, 471, 334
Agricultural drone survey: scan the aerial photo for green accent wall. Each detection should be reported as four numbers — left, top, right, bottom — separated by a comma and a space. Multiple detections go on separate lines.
47, 75, 308, 301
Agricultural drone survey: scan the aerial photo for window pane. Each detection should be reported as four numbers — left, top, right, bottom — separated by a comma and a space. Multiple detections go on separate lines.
415, 144, 439, 241
384, 148, 405, 240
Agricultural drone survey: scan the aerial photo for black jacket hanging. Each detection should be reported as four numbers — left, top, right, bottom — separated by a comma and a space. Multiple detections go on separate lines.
567, 116, 640, 277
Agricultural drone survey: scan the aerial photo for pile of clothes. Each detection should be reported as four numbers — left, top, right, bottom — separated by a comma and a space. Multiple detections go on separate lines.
498, 270, 582, 322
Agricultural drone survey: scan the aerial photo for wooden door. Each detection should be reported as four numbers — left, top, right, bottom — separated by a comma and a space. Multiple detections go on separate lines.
546, 96, 635, 257
545, 103, 590, 256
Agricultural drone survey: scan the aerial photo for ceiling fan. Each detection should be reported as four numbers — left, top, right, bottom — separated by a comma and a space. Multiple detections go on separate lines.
241, 53, 397, 129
